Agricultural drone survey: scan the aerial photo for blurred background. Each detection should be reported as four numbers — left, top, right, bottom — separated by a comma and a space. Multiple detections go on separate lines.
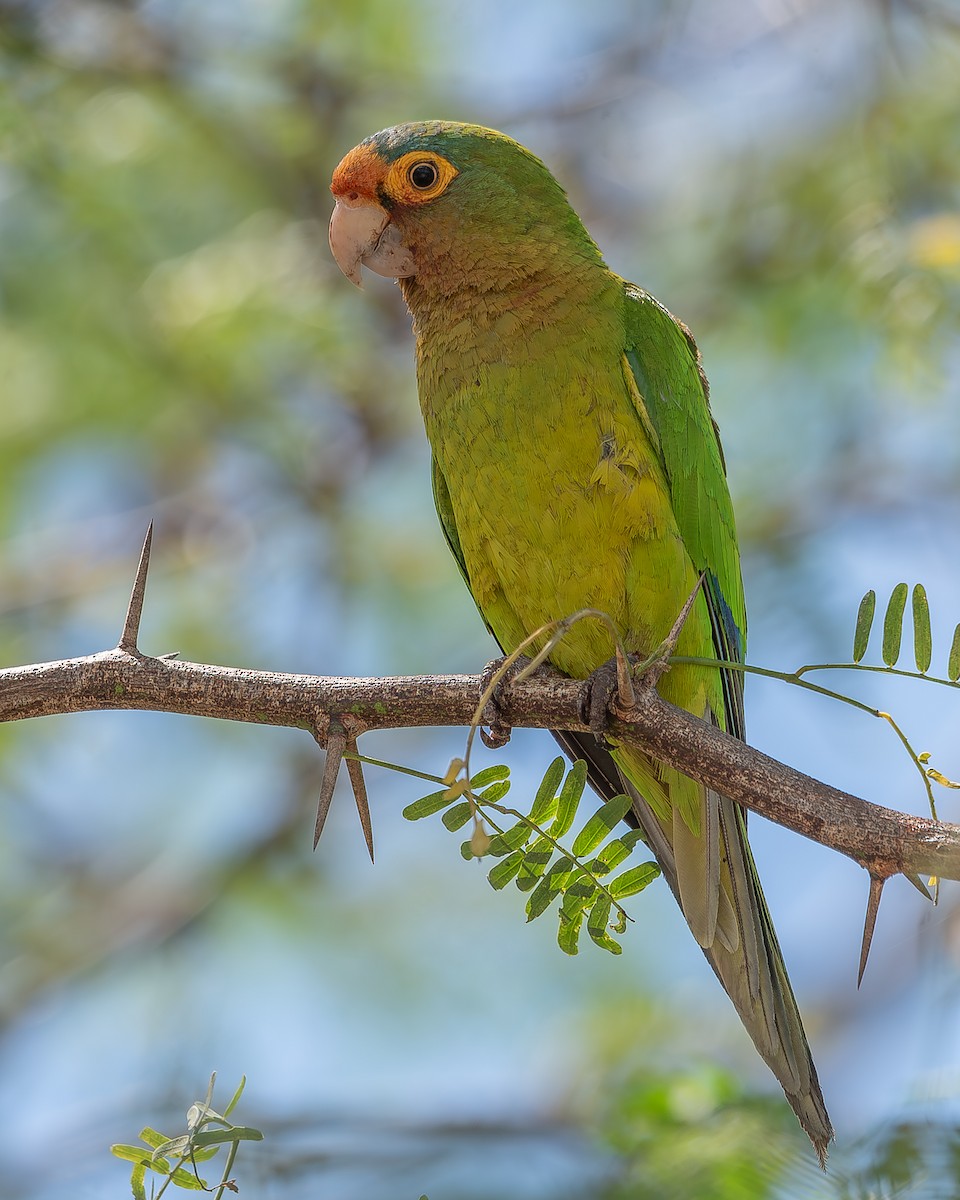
1, 0, 959, 1196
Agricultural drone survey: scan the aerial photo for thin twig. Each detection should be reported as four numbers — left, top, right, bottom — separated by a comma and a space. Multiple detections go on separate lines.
635, 571, 706, 690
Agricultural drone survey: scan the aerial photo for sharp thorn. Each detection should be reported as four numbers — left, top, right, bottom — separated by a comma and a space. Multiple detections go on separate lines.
118, 522, 154, 653
313, 726, 346, 849
345, 739, 374, 863
858, 873, 886, 988
905, 872, 933, 902
665, 570, 706, 656
637, 572, 706, 690
615, 643, 636, 710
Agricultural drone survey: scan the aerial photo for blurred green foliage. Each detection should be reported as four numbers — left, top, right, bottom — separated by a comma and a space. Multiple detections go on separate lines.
1, 1, 960, 1197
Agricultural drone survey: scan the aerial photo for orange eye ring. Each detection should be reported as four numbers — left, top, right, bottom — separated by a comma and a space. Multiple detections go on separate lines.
385, 151, 458, 205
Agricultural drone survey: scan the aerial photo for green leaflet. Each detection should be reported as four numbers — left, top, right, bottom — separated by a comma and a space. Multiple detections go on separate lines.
912, 584, 932, 674
476, 779, 511, 804
558, 906, 586, 955
442, 801, 473, 831
526, 856, 575, 921
608, 862, 661, 899
559, 871, 596, 915
138, 1127, 177, 1150
571, 793, 632, 857
110, 1145, 205, 1190
549, 759, 588, 838
882, 582, 908, 666
470, 764, 511, 788
110, 1144, 165, 1167
588, 829, 646, 874
188, 1146, 220, 1163
192, 1127, 263, 1148
514, 835, 555, 891
927, 769, 960, 790
402, 789, 455, 821
487, 850, 525, 889
587, 895, 623, 955
949, 624, 960, 682
853, 589, 876, 663
485, 819, 534, 858
529, 757, 565, 822
223, 1075, 247, 1120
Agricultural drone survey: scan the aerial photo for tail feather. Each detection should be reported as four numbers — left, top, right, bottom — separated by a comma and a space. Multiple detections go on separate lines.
552, 729, 833, 1166
718, 792, 775, 1035
672, 785, 721, 949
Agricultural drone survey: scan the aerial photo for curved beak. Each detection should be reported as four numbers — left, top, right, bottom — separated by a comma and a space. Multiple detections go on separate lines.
328, 196, 417, 288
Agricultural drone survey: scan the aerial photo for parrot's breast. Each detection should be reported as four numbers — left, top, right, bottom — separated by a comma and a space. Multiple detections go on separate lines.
419, 326, 709, 685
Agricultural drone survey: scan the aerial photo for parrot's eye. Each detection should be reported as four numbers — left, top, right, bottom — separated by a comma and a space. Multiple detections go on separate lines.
387, 151, 458, 203
409, 161, 439, 190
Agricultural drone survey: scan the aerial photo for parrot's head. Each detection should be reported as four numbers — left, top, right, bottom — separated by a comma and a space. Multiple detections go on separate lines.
329, 121, 603, 296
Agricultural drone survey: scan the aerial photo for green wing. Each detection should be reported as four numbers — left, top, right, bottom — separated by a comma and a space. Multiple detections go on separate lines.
431, 454, 467, 584
620, 287, 833, 1159
622, 282, 746, 739
432, 454, 497, 643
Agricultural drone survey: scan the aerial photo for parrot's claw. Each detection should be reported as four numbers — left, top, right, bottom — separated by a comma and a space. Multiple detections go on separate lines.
480, 718, 511, 751
479, 654, 556, 748
580, 657, 632, 741
479, 655, 530, 748
582, 636, 675, 737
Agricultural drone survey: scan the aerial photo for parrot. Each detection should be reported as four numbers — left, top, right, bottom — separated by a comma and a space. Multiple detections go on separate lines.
328, 120, 833, 1163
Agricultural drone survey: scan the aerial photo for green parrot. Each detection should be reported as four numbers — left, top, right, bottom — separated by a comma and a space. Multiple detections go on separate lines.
329, 121, 833, 1162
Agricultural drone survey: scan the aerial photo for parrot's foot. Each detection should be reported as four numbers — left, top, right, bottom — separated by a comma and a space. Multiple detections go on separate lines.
479, 655, 529, 748
580, 656, 636, 741
580, 606, 691, 737
479, 655, 557, 749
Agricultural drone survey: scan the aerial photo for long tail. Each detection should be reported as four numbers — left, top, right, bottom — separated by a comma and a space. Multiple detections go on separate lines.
553, 730, 834, 1166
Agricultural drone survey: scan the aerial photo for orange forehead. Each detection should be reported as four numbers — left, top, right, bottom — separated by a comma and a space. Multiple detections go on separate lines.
331, 144, 459, 207
330, 144, 388, 201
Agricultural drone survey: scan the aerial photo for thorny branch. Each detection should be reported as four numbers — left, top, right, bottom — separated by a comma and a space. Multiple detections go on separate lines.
0, 530, 957, 899
2, 637, 958, 879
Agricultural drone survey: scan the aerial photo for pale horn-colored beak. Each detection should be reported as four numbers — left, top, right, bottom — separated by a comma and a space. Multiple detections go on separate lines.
328, 196, 417, 288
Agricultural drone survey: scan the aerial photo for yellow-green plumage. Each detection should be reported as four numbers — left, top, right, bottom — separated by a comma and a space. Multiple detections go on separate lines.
330, 120, 833, 1163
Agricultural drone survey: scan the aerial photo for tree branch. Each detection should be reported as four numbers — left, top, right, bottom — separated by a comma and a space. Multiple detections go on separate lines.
0, 644, 957, 883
